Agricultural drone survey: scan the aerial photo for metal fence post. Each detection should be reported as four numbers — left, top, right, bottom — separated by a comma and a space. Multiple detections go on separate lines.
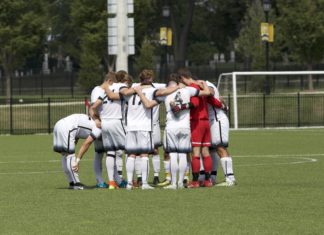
47, 97, 51, 133
228, 93, 231, 127
263, 93, 266, 128
10, 97, 13, 134
297, 92, 300, 127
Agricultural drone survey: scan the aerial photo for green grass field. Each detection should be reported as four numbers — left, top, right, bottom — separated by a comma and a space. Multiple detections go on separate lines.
0, 129, 324, 234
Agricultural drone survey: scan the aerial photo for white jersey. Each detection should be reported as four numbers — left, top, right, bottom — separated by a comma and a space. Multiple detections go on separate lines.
100, 83, 127, 120
161, 86, 199, 129
90, 86, 105, 116
206, 81, 225, 120
60, 114, 101, 139
152, 83, 166, 124
125, 86, 157, 131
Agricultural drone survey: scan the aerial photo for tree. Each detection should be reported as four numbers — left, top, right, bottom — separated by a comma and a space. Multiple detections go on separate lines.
235, 0, 265, 70
0, 0, 46, 100
276, 0, 324, 90
134, 39, 156, 73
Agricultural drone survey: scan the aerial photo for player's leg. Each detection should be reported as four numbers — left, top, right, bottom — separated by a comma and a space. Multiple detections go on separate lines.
134, 156, 142, 187
115, 149, 124, 178
188, 120, 202, 188
164, 152, 178, 189
125, 154, 136, 189
138, 131, 154, 190
61, 154, 74, 188
66, 154, 84, 190
106, 151, 119, 189
93, 137, 108, 188
198, 156, 205, 185
210, 149, 219, 185
178, 153, 187, 189
201, 120, 213, 187
152, 148, 161, 185
216, 117, 236, 186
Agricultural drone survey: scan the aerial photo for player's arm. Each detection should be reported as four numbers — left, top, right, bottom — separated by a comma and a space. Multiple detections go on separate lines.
119, 86, 136, 96
134, 86, 158, 108
154, 84, 182, 97
105, 86, 121, 100
73, 135, 95, 172
196, 80, 211, 96
207, 96, 224, 109
90, 99, 102, 128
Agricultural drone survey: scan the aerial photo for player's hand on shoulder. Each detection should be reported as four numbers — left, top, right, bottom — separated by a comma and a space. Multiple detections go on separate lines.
178, 83, 186, 89
134, 85, 143, 93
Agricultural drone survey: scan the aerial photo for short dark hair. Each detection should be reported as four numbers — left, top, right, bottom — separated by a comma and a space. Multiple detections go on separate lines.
116, 70, 128, 82
104, 72, 117, 82
177, 67, 192, 78
167, 73, 180, 86
139, 69, 154, 84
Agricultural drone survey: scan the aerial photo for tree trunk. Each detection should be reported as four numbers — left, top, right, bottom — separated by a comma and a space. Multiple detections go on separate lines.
171, 0, 195, 69
307, 63, 314, 90
4, 67, 11, 102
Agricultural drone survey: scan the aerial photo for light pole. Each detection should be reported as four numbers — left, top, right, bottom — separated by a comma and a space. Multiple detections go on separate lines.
263, 0, 271, 94
159, 3, 170, 82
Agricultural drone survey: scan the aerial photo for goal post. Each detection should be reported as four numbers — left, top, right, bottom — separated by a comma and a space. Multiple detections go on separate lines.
218, 71, 324, 129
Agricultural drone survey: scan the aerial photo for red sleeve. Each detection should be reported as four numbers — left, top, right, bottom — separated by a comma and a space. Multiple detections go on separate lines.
190, 96, 200, 108
207, 96, 223, 108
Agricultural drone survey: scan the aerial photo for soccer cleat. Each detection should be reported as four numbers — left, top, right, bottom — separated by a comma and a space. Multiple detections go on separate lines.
204, 180, 213, 187
164, 184, 177, 190
72, 182, 84, 190
157, 179, 171, 187
153, 176, 160, 186
69, 182, 74, 189
96, 182, 108, 189
126, 183, 133, 190
118, 180, 128, 188
108, 181, 119, 190
142, 184, 155, 190
183, 179, 189, 188
216, 180, 237, 187
199, 180, 205, 187
187, 181, 200, 189
177, 182, 185, 189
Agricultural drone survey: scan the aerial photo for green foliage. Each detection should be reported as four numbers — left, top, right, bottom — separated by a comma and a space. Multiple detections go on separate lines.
276, 0, 324, 64
0, 0, 47, 70
134, 39, 156, 72
188, 42, 217, 65
235, 1, 265, 70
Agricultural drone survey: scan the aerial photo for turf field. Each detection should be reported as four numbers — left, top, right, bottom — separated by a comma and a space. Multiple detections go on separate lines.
0, 129, 323, 234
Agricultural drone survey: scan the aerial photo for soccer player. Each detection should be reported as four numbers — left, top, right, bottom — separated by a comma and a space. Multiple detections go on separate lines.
89, 76, 110, 188
91, 72, 135, 189
53, 114, 101, 190
206, 80, 237, 186
177, 68, 223, 188
158, 74, 210, 189
124, 69, 181, 190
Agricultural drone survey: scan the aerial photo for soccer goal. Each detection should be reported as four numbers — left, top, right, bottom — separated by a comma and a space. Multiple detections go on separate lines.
217, 71, 324, 129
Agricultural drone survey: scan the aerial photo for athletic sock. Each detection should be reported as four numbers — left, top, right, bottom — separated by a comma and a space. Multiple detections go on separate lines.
191, 156, 200, 181
220, 156, 235, 182
198, 157, 205, 181
135, 156, 142, 179
116, 150, 123, 177
126, 157, 135, 184
178, 153, 187, 185
141, 157, 149, 185
152, 154, 160, 177
184, 161, 190, 180
93, 152, 104, 184
169, 153, 179, 185
163, 160, 171, 181
66, 154, 80, 183
211, 150, 219, 182
203, 156, 212, 180
61, 155, 73, 183
113, 164, 122, 185
106, 152, 115, 182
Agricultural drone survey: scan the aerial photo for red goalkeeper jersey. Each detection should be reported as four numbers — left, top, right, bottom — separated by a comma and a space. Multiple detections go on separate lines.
189, 83, 209, 120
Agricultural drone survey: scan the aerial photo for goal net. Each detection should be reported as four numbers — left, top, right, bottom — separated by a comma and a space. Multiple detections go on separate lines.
217, 71, 324, 129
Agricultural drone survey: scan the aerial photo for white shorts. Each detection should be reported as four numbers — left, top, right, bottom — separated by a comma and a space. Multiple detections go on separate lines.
163, 128, 192, 153
101, 119, 126, 151
153, 123, 162, 148
125, 131, 154, 154
210, 113, 229, 148
53, 119, 77, 154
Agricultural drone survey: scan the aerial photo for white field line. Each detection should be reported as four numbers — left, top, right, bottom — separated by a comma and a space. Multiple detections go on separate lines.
0, 153, 320, 175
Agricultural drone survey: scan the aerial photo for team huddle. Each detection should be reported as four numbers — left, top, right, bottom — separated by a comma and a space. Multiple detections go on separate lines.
53, 68, 236, 190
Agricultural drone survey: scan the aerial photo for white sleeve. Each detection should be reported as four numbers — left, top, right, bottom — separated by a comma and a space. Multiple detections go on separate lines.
153, 83, 166, 89
186, 87, 199, 97
90, 126, 102, 140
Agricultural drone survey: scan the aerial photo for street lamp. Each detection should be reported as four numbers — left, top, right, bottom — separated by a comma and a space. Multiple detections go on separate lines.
263, 0, 271, 94
159, 3, 170, 82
